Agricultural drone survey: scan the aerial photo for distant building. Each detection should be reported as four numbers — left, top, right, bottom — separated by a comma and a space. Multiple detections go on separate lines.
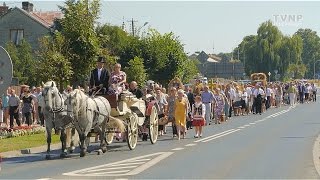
0, 1, 63, 50
191, 51, 245, 79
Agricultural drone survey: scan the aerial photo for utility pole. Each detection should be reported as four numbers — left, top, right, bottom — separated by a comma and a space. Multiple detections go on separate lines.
128, 18, 138, 36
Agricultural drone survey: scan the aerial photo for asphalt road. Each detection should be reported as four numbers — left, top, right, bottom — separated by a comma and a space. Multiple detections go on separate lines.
1, 100, 320, 179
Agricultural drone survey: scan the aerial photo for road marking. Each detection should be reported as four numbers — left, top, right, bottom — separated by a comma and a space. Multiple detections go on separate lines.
185, 143, 197, 147
244, 125, 250, 127
63, 152, 173, 177
194, 129, 236, 143
237, 126, 246, 129
201, 129, 241, 143
249, 122, 256, 125
36, 179, 51, 180
171, 147, 185, 151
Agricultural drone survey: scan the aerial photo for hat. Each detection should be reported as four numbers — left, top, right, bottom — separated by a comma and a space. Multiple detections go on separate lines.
97, 56, 106, 63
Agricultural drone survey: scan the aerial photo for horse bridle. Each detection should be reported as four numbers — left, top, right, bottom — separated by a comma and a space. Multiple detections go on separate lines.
43, 88, 65, 113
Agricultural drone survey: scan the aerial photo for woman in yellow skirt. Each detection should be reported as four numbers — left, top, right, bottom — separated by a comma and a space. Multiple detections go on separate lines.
175, 89, 188, 140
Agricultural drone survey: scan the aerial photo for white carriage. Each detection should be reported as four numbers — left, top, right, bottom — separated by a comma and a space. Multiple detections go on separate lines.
101, 91, 159, 150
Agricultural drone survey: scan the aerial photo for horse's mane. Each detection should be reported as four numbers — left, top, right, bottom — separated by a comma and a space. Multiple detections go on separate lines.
43, 81, 57, 88
72, 89, 88, 113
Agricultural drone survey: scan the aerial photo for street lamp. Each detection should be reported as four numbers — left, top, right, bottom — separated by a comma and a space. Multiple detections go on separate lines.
313, 60, 320, 80
136, 22, 149, 37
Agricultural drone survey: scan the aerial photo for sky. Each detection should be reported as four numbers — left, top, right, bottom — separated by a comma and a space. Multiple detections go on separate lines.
2, 0, 320, 54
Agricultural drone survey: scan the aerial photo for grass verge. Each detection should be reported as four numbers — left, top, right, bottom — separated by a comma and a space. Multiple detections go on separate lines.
0, 133, 60, 153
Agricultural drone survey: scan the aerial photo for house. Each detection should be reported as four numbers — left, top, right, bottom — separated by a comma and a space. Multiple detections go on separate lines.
0, 2, 62, 50
191, 51, 245, 79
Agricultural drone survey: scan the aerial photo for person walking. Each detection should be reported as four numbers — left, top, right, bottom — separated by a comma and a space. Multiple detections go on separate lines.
167, 87, 177, 138
192, 96, 205, 138
1, 88, 10, 127
21, 89, 34, 126
8, 89, 21, 128
201, 86, 214, 125
288, 83, 296, 106
253, 84, 265, 115
213, 88, 225, 124
311, 83, 317, 102
175, 89, 188, 140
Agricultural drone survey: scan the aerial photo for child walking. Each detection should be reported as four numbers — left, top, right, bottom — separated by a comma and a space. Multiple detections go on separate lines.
192, 96, 205, 138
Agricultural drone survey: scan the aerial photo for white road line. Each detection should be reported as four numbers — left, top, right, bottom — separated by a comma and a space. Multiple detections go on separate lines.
244, 125, 250, 127
237, 126, 246, 129
185, 143, 197, 147
194, 129, 236, 143
249, 122, 256, 125
126, 152, 174, 176
36, 179, 51, 180
85, 166, 138, 172
202, 129, 241, 143
91, 170, 131, 175
63, 152, 173, 177
171, 147, 185, 151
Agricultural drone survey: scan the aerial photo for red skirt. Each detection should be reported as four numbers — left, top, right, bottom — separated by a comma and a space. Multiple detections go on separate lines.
192, 117, 205, 126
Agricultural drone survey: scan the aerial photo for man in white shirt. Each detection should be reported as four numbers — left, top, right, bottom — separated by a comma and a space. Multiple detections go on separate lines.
245, 84, 253, 114
253, 84, 265, 115
266, 85, 272, 110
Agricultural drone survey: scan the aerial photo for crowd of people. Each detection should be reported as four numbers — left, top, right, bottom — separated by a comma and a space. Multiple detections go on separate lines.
0, 86, 43, 129
0, 56, 318, 142
137, 80, 318, 140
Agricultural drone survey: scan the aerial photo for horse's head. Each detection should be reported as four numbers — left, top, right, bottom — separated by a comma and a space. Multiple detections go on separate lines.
42, 81, 59, 111
65, 89, 82, 118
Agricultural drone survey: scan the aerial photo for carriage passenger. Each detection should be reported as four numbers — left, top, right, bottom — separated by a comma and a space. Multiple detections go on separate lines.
89, 57, 109, 95
109, 63, 127, 95
129, 81, 143, 99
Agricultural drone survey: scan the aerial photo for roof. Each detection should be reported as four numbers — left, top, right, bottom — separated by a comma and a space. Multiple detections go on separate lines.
30, 11, 63, 27
0, 7, 62, 28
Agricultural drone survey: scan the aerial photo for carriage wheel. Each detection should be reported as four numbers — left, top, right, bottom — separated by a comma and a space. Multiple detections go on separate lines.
149, 105, 158, 144
127, 113, 138, 150
106, 132, 114, 145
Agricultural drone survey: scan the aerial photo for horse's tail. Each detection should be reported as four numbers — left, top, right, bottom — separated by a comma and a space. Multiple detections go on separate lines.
108, 116, 126, 132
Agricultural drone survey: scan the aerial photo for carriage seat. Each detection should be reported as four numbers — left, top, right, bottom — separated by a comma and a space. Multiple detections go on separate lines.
104, 94, 118, 108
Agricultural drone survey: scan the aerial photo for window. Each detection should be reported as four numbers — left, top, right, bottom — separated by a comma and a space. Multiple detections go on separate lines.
10, 29, 24, 45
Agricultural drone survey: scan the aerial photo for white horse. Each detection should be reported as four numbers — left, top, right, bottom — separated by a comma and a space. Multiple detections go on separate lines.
41, 81, 77, 159
66, 89, 125, 157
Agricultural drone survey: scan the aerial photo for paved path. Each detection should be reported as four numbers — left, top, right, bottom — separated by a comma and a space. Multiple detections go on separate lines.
0, 101, 319, 179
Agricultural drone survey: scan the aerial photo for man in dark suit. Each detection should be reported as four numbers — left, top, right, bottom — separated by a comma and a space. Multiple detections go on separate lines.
90, 57, 109, 95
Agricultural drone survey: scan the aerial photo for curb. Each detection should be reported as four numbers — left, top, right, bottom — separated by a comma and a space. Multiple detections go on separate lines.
312, 132, 320, 177
1, 143, 61, 158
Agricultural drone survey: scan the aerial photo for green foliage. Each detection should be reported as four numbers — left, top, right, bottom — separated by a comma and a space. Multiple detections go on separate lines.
287, 63, 307, 79
59, 0, 101, 84
97, 26, 198, 86
37, 32, 73, 91
236, 20, 306, 80
123, 57, 147, 87
294, 29, 320, 78
5, 40, 36, 85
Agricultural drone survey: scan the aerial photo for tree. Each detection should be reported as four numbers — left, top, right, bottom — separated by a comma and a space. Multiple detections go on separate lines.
37, 32, 73, 91
181, 58, 199, 83
5, 40, 36, 85
123, 57, 147, 87
294, 29, 320, 78
59, 0, 101, 85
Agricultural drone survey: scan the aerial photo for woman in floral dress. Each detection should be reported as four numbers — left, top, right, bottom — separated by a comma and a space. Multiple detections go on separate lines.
109, 63, 127, 95
213, 88, 225, 124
